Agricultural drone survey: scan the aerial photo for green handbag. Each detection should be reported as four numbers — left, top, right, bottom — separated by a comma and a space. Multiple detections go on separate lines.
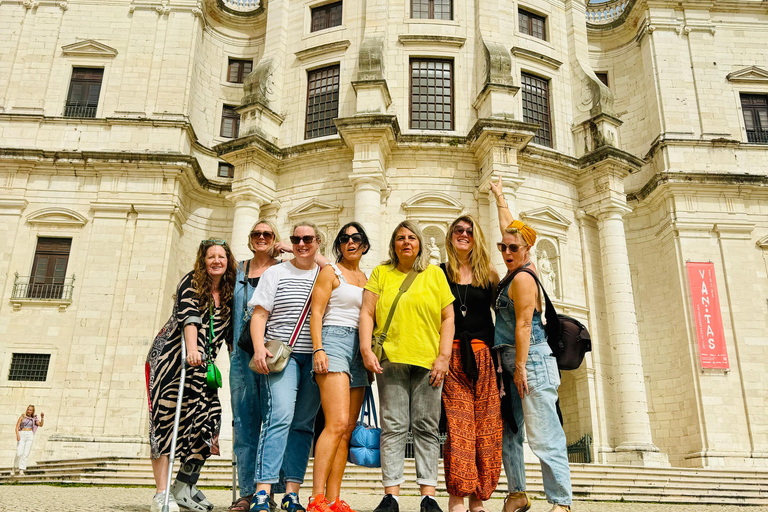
205, 303, 223, 390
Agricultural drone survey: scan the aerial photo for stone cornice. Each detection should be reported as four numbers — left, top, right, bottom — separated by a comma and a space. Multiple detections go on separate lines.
510, 47, 563, 70
627, 172, 768, 203
577, 145, 644, 171
397, 35, 466, 48
294, 40, 351, 62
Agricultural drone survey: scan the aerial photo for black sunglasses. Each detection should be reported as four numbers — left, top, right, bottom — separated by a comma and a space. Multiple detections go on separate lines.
201, 238, 227, 247
250, 230, 274, 241
497, 242, 527, 253
290, 235, 317, 244
453, 226, 474, 237
339, 233, 364, 244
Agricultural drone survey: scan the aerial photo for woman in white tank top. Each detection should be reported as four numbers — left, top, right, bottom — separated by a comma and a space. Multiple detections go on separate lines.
308, 222, 371, 512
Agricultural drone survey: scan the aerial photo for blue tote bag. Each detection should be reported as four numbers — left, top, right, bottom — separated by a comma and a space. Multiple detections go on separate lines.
348, 387, 381, 468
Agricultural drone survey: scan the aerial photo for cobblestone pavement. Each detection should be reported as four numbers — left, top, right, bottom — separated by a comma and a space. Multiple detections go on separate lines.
0, 486, 765, 512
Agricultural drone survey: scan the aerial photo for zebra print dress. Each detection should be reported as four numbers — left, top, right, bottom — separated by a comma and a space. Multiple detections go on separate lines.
146, 271, 232, 462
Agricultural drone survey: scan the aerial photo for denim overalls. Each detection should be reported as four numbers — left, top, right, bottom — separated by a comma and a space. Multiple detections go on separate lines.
494, 278, 572, 506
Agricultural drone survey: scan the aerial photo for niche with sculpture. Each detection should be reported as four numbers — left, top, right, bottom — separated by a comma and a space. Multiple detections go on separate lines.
533, 238, 560, 300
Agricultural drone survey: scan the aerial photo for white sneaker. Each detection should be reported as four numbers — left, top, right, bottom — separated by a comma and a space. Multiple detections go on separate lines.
152, 491, 181, 512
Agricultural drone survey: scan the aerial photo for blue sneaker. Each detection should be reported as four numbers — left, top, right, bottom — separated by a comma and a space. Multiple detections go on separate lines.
251, 491, 270, 512
281, 493, 306, 512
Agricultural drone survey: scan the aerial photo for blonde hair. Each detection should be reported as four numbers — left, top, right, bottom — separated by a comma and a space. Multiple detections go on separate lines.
383, 220, 430, 272
292, 221, 321, 242
247, 219, 281, 258
445, 215, 493, 288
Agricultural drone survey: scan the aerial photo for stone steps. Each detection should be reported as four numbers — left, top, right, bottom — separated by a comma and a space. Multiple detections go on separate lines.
1, 457, 766, 505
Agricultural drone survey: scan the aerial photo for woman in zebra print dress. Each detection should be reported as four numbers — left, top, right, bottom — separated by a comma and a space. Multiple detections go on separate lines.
146, 238, 237, 512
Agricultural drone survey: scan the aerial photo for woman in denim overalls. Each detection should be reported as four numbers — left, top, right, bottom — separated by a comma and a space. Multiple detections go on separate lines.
493, 220, 572, 512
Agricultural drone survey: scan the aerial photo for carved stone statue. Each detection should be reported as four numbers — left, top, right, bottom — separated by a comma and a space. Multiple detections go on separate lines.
428, 237, 441, 265
539, 250, 557, 299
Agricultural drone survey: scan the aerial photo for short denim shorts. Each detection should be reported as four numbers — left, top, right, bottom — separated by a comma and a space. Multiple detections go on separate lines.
315, 325, 369, 388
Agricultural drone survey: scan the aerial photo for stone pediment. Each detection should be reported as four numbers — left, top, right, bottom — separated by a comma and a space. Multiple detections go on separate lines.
726, 66, 768, 84
27, 207, 88, 227
402, 192, 464, 223
61, 39, 118, 58
758, 235, 768, 249
519, 206, 571, 240
288, 199, 343, 220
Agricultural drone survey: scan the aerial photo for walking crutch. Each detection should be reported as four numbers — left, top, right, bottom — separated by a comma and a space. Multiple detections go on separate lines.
232, 420, 238, 503
164, 330, 207, 512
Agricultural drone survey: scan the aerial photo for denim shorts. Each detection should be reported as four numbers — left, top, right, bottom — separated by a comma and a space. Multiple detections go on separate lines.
316, 325, 369, 388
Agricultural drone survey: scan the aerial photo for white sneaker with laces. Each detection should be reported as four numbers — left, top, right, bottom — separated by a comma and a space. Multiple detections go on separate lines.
151, 491, 181, 512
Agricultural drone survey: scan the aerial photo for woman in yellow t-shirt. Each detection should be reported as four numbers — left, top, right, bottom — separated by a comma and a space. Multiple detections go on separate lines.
359, 220, 455, 512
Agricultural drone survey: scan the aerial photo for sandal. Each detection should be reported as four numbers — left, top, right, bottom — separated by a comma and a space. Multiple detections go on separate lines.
229, 495, 253, 511
503, 493, 530, 512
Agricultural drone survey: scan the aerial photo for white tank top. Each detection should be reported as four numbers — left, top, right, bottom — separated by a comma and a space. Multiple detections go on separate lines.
323, 263, 364, 328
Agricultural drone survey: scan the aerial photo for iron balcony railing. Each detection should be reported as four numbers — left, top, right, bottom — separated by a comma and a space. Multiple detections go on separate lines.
747, 130, 768, 144
12, 273, 75, 301
221, 0, 260, 12
567, 434, 592, 464
63, 104, 97, 118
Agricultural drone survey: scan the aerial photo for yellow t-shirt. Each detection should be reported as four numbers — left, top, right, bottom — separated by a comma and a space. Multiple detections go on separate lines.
365, 264, 454, 369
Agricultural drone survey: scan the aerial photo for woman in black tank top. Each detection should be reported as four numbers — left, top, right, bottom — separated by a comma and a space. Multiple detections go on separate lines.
440, 216, 503, 512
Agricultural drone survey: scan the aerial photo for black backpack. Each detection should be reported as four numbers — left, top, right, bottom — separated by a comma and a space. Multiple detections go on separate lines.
505, 267, 592, 371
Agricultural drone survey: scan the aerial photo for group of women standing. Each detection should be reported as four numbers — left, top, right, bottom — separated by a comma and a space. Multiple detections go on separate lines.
145, 177, 572, 512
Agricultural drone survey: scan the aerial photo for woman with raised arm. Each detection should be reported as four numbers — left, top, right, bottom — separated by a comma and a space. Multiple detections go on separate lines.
247, 223, 323, 512
440, 216, 502, 512
13, 405, 43, 476
146, 238, 237, 512
359, 220, 455, 512
493, 218, 572, 512
307, 222, 371, 512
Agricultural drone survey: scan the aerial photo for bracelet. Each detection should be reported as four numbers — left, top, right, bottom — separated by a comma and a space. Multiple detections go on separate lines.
313, 348, 326, 355
498, 204, 509, 209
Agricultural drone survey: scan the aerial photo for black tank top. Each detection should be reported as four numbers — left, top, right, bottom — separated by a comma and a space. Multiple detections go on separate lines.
440, 263, 494, 344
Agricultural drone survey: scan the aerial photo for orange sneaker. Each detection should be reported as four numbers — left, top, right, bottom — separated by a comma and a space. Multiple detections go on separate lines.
329, 497, 357, 512
308, 494, 333, 512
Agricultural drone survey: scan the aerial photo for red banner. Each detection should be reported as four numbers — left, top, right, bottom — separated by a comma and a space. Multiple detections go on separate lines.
686, 262, 729, 369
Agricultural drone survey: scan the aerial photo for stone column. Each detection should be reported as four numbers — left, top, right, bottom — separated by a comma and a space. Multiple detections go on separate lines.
596, 207, 657, 449
228, 195, 263, 262
351, 177, 384, 266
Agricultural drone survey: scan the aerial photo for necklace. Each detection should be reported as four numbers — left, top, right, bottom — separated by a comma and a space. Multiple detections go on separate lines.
453, 282, 469, 317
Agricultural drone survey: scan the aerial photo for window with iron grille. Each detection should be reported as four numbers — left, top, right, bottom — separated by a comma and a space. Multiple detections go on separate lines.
218, 163, 235, 178
227, 59, 253, 83
311, 1, 342, 32
595, 72, 609, 88
64, 68, 103, 118
220, 105, 240, 138
741, 94, 768, 144
519, 8, 546, 40
29, 237, 71, 299
8, 353, 51, 382
305, 64, 340, 139
410, 59, 453, 131
411, 0, 452, 20
521, 73, 552, 147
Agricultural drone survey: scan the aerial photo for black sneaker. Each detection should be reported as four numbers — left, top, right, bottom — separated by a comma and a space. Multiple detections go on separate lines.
373, 495, 399, 512
420, 496, 442, 512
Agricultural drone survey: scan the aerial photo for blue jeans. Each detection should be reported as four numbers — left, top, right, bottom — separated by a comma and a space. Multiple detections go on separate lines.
230, 342, 262, 497
257, 352, 321, 485
500, 343, 572, 506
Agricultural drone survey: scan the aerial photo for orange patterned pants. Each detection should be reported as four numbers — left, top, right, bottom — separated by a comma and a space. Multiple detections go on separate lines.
442, 340, 503, 500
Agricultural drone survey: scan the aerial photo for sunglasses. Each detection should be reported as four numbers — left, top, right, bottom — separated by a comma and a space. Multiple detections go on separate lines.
339, 233, 364, 244
201, 238, 227, 246
290, 235, 317, 244
497, 242, 527, 253
453, 226, 474, 237
250, 231, 274, 241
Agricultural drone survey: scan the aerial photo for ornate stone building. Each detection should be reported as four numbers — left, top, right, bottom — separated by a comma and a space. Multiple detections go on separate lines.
1, 0, 767, 470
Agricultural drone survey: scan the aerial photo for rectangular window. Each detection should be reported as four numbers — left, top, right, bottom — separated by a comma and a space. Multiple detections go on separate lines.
8, 353, 51, 382
227, 59, 253, 84
311, 1, 343, 32
521, 73, 552, 147
30, 237, 71, 299
218, 163, 235, 178
305, 64, 340, 139
741, 94, 768, 144
411, 0, 452, 20
220, 105, 240, 138
410, 59, 453, 131
595, 72, 609, 88
64, 67, 103, 118
519, 8, 546, 40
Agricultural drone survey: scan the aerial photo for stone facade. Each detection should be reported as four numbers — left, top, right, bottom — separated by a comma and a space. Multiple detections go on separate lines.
0, 0, 767, 470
